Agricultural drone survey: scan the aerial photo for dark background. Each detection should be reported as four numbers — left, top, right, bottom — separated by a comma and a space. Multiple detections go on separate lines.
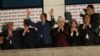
0, 0, 100, 9
65, 0, 100, 5
2, 0, 43, 9
0, 0, 2, 8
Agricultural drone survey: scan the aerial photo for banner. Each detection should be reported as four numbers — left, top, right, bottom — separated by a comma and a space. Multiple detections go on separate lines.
0, 8, 42, 32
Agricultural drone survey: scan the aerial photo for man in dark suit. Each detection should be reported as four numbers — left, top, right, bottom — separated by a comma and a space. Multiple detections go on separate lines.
87, 5, 100, 44
2, 22, 21, 49
19, 19, 38, 49
79, 14, 95, 45
87, 4, 100, 33
26, 9, 56, 48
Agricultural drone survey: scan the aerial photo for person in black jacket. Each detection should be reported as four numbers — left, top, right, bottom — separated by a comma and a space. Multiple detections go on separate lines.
51, 16, 70, 47
79, 14, 95, 45
19, 19, 38, 49
26, 9, 56, 48
69, 19, 80, 46
87, 4, 100, 44
87, 5, 100, 33
2, 22, 21, 49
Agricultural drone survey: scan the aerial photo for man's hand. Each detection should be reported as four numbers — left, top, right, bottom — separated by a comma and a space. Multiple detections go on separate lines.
49, 8, 53, 16
8, 31, 13, 38
0, 37, 3, 44
24, 26, 29, 33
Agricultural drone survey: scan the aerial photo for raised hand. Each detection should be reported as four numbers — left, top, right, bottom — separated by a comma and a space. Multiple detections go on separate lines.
49, 8, 53, 16
26, 9, 30, 18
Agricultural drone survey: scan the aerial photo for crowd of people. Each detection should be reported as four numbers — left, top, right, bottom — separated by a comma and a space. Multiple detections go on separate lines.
0, 4, 100, 50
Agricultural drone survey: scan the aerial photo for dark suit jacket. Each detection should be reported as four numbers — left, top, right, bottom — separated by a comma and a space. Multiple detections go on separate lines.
90, 13, 100, 32
2, 30, 21, 49
27, 16, 55, 44
79, 24, 95, 45
19, 28, 37, 49
69, 31, 81, 46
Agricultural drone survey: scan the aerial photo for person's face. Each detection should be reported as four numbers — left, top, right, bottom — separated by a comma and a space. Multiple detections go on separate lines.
40, 14, 46, 22
58, 19, 65, 28
87, 7, 94, 15
7, 23, 13, 31
84, 15, 91, 24
72, 21, 77, 28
